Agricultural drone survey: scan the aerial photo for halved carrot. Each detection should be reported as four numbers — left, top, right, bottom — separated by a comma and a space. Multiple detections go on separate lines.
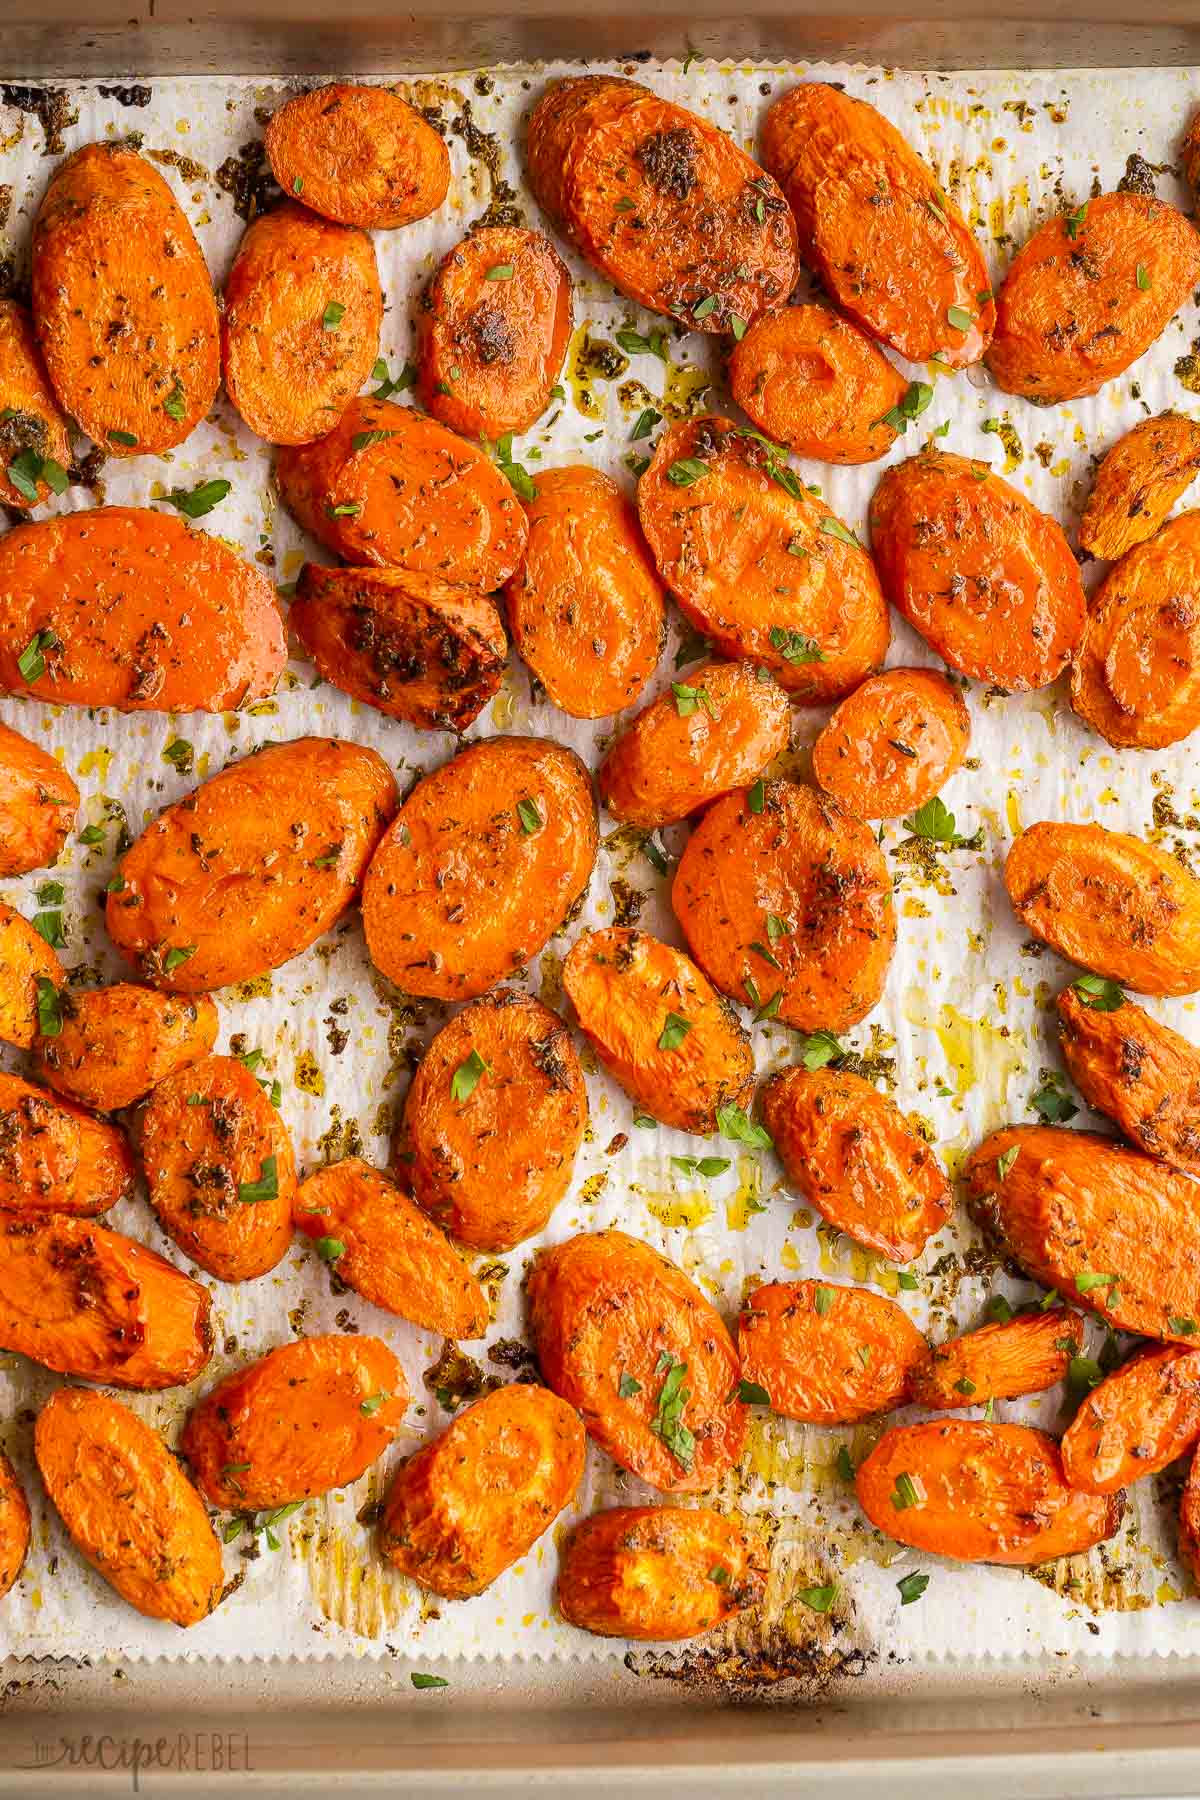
265, 82, 450, 230
420, 227, 571, 440
0, 720, 78, 876
0, 1070, 134, 1217
1079, 414, 1200, 563
811, 667, 970, 820
0, 299, 72, 509
291, 562, 507, 733
558, 1506, 768, 1641
0, 901, 63, 1049
856, 1419, 1123, 1564
1061, 1345, 1200, 1494
727, 303, 909, 464
33, 984, 218, 1114
275, 397, 528, 592
1056, 982, 1200, 1176
909, 1308, 1081, 1410
0, 1452, 29, 1601
638, 415, 889, 701
738, 1280, 928, 1422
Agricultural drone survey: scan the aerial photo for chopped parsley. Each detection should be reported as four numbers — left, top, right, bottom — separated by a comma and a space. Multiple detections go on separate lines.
450, 1049, 490, 1102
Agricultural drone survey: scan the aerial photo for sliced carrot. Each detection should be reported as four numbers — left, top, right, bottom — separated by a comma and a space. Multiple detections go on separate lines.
727, 303, 909, 464
811, 667, 970, 820
558, 1506, 768, 1640
1056, 982, 1200, 1176
910, 1308, 1081, 1410
0, 720, 78, 876
0, 901, 62, 1050
0, 1070, 134, 1217
1061, 1345, 1200, 1494
265, 82, 450, 230
738, 1280, 928, 1422
0, 299, 72, 509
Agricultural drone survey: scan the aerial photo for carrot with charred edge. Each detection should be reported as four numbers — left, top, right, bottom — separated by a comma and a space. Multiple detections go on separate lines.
965, 1124, 1200, 1344
598, 660, 789, 830
294, 1157, 489, 1340
0, 1213, 212, 1389
561, 927, 753, 1136
107, 736, 397, 994
292, 563, 507, 733
0, 901, 63, 1050
362, 736, 596, 1003
558, 1506, 768, 1640
1005, 820, 1200, 996
222, 202, 382, 446
738, 1280, 929, 1423
275, 397, 527, 592
728, 303, 910, 464
1062, 1345, 1200, 1495
856, 1419, 1123, 1565
526, 76, 797, 334
503, 466, 666, 719
987, 192, 1200, 403
182, 1334, 408, 1510
420, 227, 572, 440
32, 142, 220, 455
1057, 983, 1200, 1176
0, 1453, 29, 1601
909, 1308, 1082, 1411
868, 449, 1086, 692
265, 83, 450, 230
141, 1055, 296, 1283
637, 415, 889, 702
761, 1066, 951, 1263
1070, 511, 1200, 750
811, 668, 970, 821
0, 721, 78, 876
33, 985, 218, 1114
0, 1070, 134, 1217
380, 1384, 585, 1599
36, 1388, 223, 1627
0, 507, 286, 714
402, 990, 587, 1253
0, 300, 72, 509
672, 781, 896, 1035
761, 84, 993, 367
527, 1228, 745, 1493
1079, 415, 1200, 562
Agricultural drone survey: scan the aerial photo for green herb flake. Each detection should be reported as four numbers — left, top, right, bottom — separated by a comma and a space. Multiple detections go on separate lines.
327, 501, 362, 518
450, 1048, 490, 1103
730, 314, 748, 342
897, 1570, 930, 1606
1031, 1076, 1078, 1124
716, 1103, 773, 1151
672, 680, 717, 719
292, 176, 304, 193
813, 1285, 835, 1318
499, 458, 537, 501
315, 1236, 346, 1263
1067, 1355, 1104, 1395
311, 843, 343, 869
737, 1378, 770, 1406
163, 944, 198, 973
322, 300, 347, 330
954, 1376, 977, 1396
31, 911, 65, 949
17, 629, 59, 684
666, 457, 709, 488
879, 380, 935, 433
1072, 974, 1126, 1011
163, 478, 232, 519
658, 1011, 693, 1053
748, 778, 766, 815
411, 1674, 450, 1691
106, 872, 126, 893
987, 1294, 1014, 1325
996, 1145, 1020, 1182
34, 977, 63, 1038
769, 625, 825, 664
819, 515, 860, 549
651, 1354, 695, 1470
516, 796, 542, 835
1075, 1270, 1120, 1296
360, 1392, 390, 1416
78, 824, 104, 846
485, 263, 515, 281
162, 737, 194, 774
891, 1472, 923, 1511
1170, 1316, 1199, 1336
1065, 201, 1089, 240
709, 1563, 731, 1585
897, 1271, 920, 1291
799, 1030, 843, 1072
836, 1445, 855, 1482
631, 407, 661, 441
615, 327, 669, 362
238, 1154, 279, 1206
797, 1584, 837, 1614
351, 429, 397, 452
107, 429, 138, 447
618, 1372, 642, 1398
163, 379, 186, 421
37, 881, 64, 907
946, 304, 974, 332
1136, 264, 1152, 291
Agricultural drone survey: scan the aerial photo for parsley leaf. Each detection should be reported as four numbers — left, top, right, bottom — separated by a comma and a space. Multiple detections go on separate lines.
769, 625, 824, 664
658, 1011, 692, 1052
162, 478, 232, 519
897, 1570, 930, 1606
799, 1030, 843, 1071
35, 977, 63, 1038
1071, 974, 1125, 1012
651, 1354, 695, 1470
450, 1049, 490, 1102
716, 1103, 773, 1150
238, 1154, 279, 1205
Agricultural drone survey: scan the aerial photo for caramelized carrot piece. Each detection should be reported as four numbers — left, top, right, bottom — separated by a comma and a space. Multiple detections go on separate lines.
856, 1419, 1123, 1565
811, 667, 970, 820
264, 82, 450, 230
1057, 982, 1200, 1175
0, 720, 78, 875
33, 984, 218, 1114
0, 299, 72, 509
558, 1506, 768, 1640
294, 1157, 489, 1340
1079, 414, 1200, 562
0, 1452, 29, 1600
1061, 1345, 1200, 1494
727, 303, 909, 464
1179, 1446, 1200, 1586
0, 900, 63, 1049
909, 1308, 1081, 1410
738, 1280, 928, 1422
0, 1070, 134, 1216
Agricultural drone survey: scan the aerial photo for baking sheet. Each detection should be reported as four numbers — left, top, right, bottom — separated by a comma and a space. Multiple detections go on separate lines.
1, 57, 1200, 1670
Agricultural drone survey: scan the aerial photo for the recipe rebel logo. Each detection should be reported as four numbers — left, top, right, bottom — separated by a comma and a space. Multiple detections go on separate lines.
15, 1730, 254, 1791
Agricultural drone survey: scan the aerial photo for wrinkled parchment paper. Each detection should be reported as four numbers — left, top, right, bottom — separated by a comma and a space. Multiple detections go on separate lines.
2, 58, 1200, 1669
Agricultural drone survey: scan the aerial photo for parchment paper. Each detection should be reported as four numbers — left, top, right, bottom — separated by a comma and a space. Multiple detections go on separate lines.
2, 58, 1200, 1669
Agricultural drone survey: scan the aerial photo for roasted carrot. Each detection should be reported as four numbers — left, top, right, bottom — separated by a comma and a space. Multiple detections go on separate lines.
528, 1229, 746, 1494
738, 1280, 928, 1422
1070, 510, 1200, 750
762, 1066, 951, 1262
420, 227, 572, 440
107, 736, 397, 993
1057, 981, 1200, 1175
0, 720, 78, 876
1005, 820, 1200, 995
265, 82, 450, 230
503, 465, 666, 718
526, 76, 797, 333
222, 201, 382, 445
856, 1419, 1122, 1565
182, 1334, 408, 1509
402, 989, 587, 1252
32, 141, 220, 455
0, 1213, 212, 1389
1180, 1446, 1200, 1587
291, 562, 507, 733
275, 397, 528, 592
909, 1308, 1081, 1410
672, 781, 896, 1034
561, 927, 753, 1135
0, 507, 286, 713
965, 1124, 1200, 1343
33, 984, 218, 1113
727, 303, 910, 464
0, 900, 63, 1049
637, 415, 889, 701
868, 449, 1087, 691
1079, 414, 1200, 562
379, 1385, 586, 1598
36, 1388, 223, 1626
811, 667, 971, 820
293, 1157, 489, 1340
987, 192, 1200, 402
361, 736, 596, 1002
0, 1453, 29, 1601
0, 1070, 134, 1217
558, 1506, 768, 1640
1061, 1345, 1200, 1494
761, 83, 993, 367
0, 299, 72, 509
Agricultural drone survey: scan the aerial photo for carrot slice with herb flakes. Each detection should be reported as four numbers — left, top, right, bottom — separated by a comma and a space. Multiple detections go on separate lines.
0, 1452, 29, 1600
0, 901, 64, 1050
909, 1307, 1082, 1410
1078, 413, 1200, 562
638, 415, 888, 701
0, 1069, 135, 1217
0, 720, 77, 877
558, 1506, 768, 1641
811, 667, 970, 821
33, 984, 217, 1114
1061, 1344, 1200, 1495
1057, 981, 1200, 1176
265, 82, 450, 230
728, 302, 911, 464
0, 299, 72, 510
738, 1280, 928, 1423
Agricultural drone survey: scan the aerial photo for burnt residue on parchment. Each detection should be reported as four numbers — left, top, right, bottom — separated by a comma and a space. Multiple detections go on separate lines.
1117, 152, 1172, 197
215, 139, 280, 222
97, 84, 152, 108
449, 97, 524, 231
0, 86, 79, 157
